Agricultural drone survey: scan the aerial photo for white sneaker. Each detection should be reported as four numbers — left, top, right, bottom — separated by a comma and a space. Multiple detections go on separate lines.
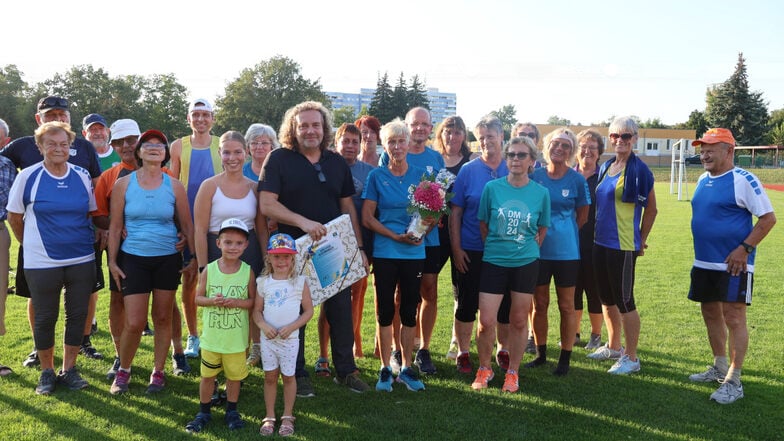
586, 343, 623, 361
584, 333, 602, 350
446, 340, 458, 360
710, 380, 744, 404
689, 365, 726, 383
608, 355, 641, 375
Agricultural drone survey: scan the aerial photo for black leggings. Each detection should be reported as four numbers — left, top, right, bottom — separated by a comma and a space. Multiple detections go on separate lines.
26, 261, 95, 349
373, 258, 423, 327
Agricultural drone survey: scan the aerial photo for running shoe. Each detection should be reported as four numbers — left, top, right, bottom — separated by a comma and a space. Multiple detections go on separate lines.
471, 366, 494, 390
396, 367, 425, 391
446, 340, 459, 360
587, 343, 623, 361
710, 380, 744, 404
35, 368, 56, 395
689, 365, 726, 383
146, 370, 166, 393
608, 355, 641, 375
184, 335, 200, 358
415, 349, 437, 374
496, 349, 510, 371
456, 352, 473, 374
57, 367, 89, 390
110, 369, 130, 395
376, 367, 393, 392
501, 371, 519, 393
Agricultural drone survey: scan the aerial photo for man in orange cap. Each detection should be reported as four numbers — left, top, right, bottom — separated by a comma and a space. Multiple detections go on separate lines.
687, 128, 776, 404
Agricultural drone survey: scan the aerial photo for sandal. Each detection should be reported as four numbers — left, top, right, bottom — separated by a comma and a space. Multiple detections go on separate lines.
279, 415, 296, 437
0, 365, 12, 376
315, 357, 331, 376
260, 417, 276, 436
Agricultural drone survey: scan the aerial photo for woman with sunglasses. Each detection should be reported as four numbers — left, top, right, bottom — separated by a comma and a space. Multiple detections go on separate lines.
526, 128, 590, 376
586, 116, 657, 375
472, 136, 550, 393
107, 130, 196, 394
362, 118, 432, 392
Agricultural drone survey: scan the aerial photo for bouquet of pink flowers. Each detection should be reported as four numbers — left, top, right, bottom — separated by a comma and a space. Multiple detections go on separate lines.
406, 167, 455, 240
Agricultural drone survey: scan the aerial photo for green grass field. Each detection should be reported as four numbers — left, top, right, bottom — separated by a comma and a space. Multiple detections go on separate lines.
1, 182, 782, 441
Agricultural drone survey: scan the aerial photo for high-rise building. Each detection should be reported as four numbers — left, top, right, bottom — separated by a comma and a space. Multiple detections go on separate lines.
326, 87, 457, 125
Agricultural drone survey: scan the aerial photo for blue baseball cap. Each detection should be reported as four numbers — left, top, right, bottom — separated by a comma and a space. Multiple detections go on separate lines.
82, 113, 108, 130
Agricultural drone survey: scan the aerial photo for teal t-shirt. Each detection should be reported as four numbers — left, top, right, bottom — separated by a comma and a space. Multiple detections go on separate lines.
478, 178, 551, 267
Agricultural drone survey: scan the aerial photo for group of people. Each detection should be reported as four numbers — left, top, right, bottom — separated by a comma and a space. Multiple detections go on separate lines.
0, 93, 775, 434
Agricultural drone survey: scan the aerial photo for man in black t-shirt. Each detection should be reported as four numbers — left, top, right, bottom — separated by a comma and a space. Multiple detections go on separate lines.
259, 101, 369, 396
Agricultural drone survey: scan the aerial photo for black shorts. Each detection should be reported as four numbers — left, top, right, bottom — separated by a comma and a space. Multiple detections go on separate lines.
536, 259, 580, 287
479, 260, 539, 295
593, 245, 637, 313
422, 246, 441, 275
14, 247, 30, 298
118, 251, 183, 295
688, 267, 753, 305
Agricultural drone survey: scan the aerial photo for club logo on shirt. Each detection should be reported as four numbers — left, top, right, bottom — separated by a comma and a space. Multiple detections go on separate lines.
57, 181, 68, 189
562, 189, 570, 198
69, 148, 77, 157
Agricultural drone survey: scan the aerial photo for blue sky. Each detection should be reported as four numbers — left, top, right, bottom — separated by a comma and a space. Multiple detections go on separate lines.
7, 0, 783, 128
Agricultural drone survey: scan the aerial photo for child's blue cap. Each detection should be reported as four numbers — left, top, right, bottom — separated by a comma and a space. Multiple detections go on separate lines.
267, 233, 297, 255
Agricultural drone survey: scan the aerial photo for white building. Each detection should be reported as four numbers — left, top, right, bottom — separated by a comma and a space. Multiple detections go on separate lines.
326, 87, 457, 125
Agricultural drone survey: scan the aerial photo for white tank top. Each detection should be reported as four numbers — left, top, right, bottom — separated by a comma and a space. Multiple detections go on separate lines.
208, 186, 257, 232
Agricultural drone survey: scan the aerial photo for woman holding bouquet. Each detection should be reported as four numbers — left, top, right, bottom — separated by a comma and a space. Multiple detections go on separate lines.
471, 136, 550, 394
362, 118, 433, 392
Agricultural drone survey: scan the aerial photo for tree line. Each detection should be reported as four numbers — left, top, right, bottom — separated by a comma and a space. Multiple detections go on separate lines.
1, 53, 779, 146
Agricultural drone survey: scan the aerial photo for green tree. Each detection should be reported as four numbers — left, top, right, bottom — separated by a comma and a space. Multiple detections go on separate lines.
333, 106, 356, 126
0, 64, 35, 137
356, 104, 370, 119
767, 123, 784, 146
491, 104, 517, 133
390, 72, 409, 121
214, 56, 329, 135
369, 72, 394, 123
704, 53, 769, 145
674, 109, 708, 137
407, 75, 429, 111
135, 73, 189, 139
547, 115, 571, 126
43, 65, 120, 130
639, 118, 670, 129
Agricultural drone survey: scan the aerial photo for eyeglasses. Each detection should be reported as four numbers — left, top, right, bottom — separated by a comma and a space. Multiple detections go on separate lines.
609, 133, 635, 141
140, 143, 166, 150
111, 137, 139, 147
506, 152, 529, 160
249, 141, 273, 148
313, 163, 326, 183
549, 141, 572, 150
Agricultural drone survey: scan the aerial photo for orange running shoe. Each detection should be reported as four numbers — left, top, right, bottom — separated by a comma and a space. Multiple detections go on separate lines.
471, 367, 494, 390
502, 371, 519, 393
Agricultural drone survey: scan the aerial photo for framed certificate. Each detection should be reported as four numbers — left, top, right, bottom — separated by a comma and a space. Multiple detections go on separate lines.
295, 214, 366, 306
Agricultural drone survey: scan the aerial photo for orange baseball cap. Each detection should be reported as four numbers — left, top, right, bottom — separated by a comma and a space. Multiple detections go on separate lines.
692, 128, 736, 147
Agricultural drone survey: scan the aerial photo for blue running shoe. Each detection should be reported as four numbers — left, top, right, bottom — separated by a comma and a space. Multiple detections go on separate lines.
184, 335, 200, 358
396, 367, 425, 391
376, 367, 393, 392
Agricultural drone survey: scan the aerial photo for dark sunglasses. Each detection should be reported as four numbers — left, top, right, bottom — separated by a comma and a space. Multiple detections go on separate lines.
506, 152, 529, 160
609, 133, 634, 141
38, 96, 69, 109
519, 132, 537, 139
313, 163, 326, 183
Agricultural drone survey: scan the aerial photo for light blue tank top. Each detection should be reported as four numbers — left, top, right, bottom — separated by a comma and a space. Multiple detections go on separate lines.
121, 172, 179, 256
